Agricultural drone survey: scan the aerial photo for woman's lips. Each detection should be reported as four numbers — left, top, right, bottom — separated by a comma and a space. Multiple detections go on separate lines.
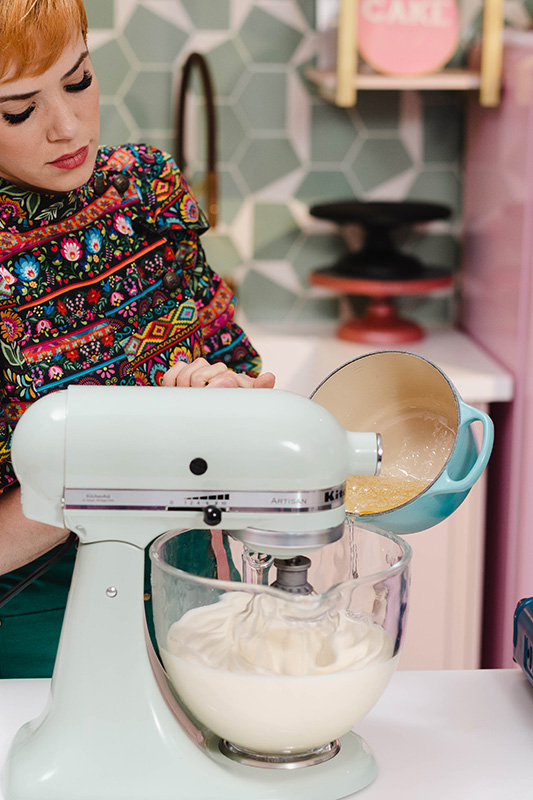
49, 145, 89, 171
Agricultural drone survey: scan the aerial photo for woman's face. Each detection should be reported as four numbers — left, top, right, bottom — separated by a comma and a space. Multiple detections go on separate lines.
0, 33, 99, 193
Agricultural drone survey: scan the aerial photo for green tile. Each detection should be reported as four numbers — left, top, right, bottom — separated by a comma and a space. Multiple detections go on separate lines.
423, 97, 464, 163
253, 203, 300, 259
176, 67, 204, 99
293, 233, 347, 283
295, 170, 356, 204
407, 171, 462, 221
124, 6, 187, 65
207, 40, 248, 99
91, 39, 132, 96
239, 7, 303, 64
99, 102, 133, 148
217, 169, 246, 226
310, 104, 358, 162
238, 139, 300, 193
356, 91, 401, 131
353, 139, 413, 192
179, 100, 243, 168
238, 71, 286, 132
293, 297, 340, 323
182, 0, 230, 30
217, 104, 247, 162
85, 0, 114, 30
295, 0, 316, 28
124, 70, 174, 130
239, 271, 298, 323
297, 56, 321, 96
202, 234, 242, 275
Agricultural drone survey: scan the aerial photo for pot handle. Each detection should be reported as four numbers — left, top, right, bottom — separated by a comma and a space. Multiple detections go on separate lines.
438, 402, 494, 494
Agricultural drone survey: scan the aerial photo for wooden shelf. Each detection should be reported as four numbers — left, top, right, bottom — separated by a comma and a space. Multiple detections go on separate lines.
330, 0, 503, 107
306, 66, 482, 102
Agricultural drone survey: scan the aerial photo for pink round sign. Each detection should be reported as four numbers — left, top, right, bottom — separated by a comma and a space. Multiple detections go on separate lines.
358, 0, 460, 76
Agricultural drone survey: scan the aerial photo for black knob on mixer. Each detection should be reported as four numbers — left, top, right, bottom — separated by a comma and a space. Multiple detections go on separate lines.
203, 505, 222, 526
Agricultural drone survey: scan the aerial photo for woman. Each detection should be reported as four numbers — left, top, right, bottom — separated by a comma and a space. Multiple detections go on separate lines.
0, 0, 274, 677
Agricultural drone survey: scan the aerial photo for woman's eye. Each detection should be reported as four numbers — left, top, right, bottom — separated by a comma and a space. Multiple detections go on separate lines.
2, 105, 35, 125
65, 70, 93, 93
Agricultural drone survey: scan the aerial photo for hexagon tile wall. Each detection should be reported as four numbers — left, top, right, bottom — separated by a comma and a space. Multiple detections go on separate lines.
85, 0, 471, 328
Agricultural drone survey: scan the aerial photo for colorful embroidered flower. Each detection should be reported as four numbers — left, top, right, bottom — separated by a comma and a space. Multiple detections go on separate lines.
179, 194, 199, 223
0, 195, 25, 221
86, 288, 101, 304
48, 365, 63, 380
61, 238, 82, 262
0, 266, 16, 286
96, 364, 116, 379
36, 319, 52, 333
114, 213, 133, 236
148, 362, 166, 386
86, 227, 103, 253
110, 291, 124, 306
30, 367, 44, 388
117, 302, 136, 318
14, 254, 39, 282
65, 296, 85, 317
123, 277, 140, 296
0, 310, 23, 342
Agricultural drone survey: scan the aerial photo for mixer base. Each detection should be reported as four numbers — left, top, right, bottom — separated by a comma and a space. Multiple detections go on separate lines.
204, 730, 378, 798
219, 738, 341, 769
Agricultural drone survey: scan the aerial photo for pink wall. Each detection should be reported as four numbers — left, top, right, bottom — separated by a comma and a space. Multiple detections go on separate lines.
461, 33, 533, 667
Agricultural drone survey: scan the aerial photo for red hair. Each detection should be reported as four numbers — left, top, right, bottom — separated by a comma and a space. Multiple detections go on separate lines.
0, 0, 88, 81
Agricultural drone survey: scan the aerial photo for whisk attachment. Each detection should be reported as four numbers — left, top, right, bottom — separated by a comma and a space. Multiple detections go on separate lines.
270, 556, 314, 594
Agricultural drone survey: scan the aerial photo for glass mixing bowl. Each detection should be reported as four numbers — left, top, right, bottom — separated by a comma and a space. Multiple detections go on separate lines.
150, 522, 411, 764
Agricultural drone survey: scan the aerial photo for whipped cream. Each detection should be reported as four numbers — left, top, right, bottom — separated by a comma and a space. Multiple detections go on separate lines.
162, 590, 397, 754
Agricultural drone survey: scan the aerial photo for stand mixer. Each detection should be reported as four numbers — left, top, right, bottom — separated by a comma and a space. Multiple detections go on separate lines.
1, 352, 494, 800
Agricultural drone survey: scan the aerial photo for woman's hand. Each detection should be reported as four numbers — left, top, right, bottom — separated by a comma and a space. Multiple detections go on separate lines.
162, 358, 276, 388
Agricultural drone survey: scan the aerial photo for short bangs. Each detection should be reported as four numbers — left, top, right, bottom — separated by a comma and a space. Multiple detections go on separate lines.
0, 0, 88, 81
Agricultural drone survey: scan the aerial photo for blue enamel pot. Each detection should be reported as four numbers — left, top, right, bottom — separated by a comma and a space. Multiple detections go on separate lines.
311, 351, 494, 534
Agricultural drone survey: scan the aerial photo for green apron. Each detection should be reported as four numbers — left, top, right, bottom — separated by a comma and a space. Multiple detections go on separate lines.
0, 530, 235, 679
0, 542, 76, 678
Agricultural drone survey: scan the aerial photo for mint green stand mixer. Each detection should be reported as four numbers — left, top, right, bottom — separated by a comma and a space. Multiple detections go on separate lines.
1, 352, 493, 800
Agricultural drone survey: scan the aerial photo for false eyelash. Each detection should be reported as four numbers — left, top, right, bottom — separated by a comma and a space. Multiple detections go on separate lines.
65, 70, 93, 93
2, 104, 36, 125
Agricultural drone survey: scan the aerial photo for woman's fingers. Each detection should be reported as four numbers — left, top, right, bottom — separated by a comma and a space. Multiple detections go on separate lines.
162, 359, 228, 387
206, 370, 276, 388
253, 371, 276, 388
162, 358, 276, 388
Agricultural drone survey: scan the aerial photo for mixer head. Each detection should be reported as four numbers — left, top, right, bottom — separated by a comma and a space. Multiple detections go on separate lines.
11, 384, 381, 555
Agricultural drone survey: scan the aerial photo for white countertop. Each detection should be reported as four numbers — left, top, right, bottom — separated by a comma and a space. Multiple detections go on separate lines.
245, 324, 514, 404
0, 669, 530, 799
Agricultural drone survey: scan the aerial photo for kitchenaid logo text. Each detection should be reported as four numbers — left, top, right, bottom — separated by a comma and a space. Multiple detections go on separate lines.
324, 487, 344, 503
84, 492, 113, 502
361, 0, 454, 26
